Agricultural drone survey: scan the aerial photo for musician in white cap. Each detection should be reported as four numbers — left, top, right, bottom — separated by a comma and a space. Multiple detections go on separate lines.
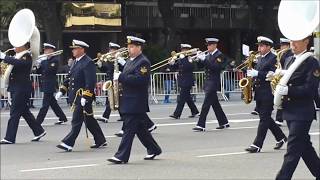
192, 37, 230, 131
35, 43, 68, 125
275, 35, 320, 180
245, 36, 287, 153
108, 36, 161, 164
96, 42, 124, 123
274, 38, 293, 126
169, 43, 199, 119
55, 39, 106, 151
0, 43, 46, 144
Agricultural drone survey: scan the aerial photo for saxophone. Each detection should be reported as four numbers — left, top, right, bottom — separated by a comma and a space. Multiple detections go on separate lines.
270, 48, 290, 94
237, 51, 259, 104
102, 57, 120, 111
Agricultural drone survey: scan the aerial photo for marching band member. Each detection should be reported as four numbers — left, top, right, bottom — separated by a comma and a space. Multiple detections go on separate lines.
35, 43, 68, 125
96, 42, 124, 123
245, 36, 287, 153
169, 43, 199, 119
108, 36, 161, 164
276, 36, 320, 179
55, 40, 106, 151
0, 44, 46, 144
192, 38, 229, 131
274, 38, 293, 126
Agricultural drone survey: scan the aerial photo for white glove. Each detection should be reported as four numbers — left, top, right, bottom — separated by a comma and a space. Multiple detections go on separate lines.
55, 92, 63, 100
80, 97, 86, 106
179, 54, 185, 59
0, 51, 6, 59
247, 69, 258, 77
96, 60, 102, 68
113, 71, 121, 80
274, 69, 287, 76
197, 53, 206, 61
118, 57, 126, 66
115, 52, 121, 59
168, 59, 175, 65
275, 85, 288, 95
265, 71, 275, 81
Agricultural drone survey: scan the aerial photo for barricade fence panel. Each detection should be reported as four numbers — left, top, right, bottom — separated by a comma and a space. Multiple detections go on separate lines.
0, 71, 245, 103
150, 71, 244, 103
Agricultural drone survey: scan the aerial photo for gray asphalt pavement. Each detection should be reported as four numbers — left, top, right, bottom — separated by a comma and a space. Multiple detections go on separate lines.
1, 99, 319, 179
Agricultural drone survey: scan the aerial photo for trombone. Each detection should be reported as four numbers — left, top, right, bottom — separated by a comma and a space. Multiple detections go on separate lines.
38, 50, 63, 59
151, 48, 199, 72
93, 47, 128, 63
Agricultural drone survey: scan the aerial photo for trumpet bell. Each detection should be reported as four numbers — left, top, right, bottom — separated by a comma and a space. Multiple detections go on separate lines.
8, 9, 36, 47
278, 0, 319, 40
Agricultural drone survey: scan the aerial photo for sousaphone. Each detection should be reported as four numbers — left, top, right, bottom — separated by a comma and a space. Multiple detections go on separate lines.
1, 9, 40, 86
274, 0, 319, 108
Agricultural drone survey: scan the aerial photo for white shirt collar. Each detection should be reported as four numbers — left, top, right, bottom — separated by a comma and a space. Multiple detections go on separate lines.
129, 52, 141, 61
14, 50, 29, 58
210, 49, 218, 55
261, 51, 271, 58
293, 50, 307, 59
75, 54, 85, 61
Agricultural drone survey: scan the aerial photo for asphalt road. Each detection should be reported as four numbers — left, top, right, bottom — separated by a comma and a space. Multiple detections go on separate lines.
1, 100, 319, 179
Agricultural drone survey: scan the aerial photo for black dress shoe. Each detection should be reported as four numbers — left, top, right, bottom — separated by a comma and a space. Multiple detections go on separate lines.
169, 114, 180, 119
251, 110, 259, 115
107, 157, 127, 164
56, 143, 72, 152
144, 151, 161, 160
55, 119, 68, 125
114, 130, 124, 137
274, 137, 287, 150
90, 142, 107, 148
148, 125, 157, 133
31, 131, 46, 142
188, 112, 199, 118
245, 145, 261, 153
96, 117, 109, 123
192, 126, 205, 132
0, 139, 13, 144
216, 124, 230, 129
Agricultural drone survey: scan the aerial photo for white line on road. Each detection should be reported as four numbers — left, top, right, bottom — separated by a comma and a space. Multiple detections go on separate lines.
197, 151, 248, 158
20, 164, 98, 172
16, 118, 259, 127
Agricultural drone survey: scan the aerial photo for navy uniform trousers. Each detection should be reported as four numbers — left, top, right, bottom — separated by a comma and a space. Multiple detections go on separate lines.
197, 90, 228, 128
5, 91, 44, 143
276, 120, 320, 179
115, 113, 161, 162
253, 100, 286, 148
36, 92, 67, 124
102, 96, 112, 119
173, 86, 199, 117
62, 102, 106, 147
120, 113, 155, 131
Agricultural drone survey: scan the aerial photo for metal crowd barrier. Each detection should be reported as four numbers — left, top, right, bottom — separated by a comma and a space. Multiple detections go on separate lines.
0, 71, 245, 104
150, 71, 244, 103
0, 73, 108, 102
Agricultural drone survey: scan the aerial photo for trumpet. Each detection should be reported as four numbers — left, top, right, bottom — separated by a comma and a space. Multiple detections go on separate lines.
235, 51, 260, 70
38, 50, 63, 59
188, 50, 209, 62
93, 47, 128, 63
151, 48, 199, 72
